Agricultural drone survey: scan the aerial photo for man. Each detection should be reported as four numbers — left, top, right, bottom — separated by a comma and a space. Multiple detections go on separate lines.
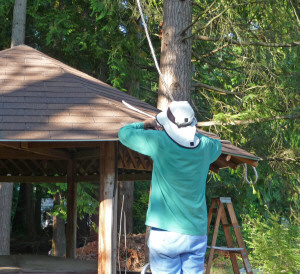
118, 101, 222, 274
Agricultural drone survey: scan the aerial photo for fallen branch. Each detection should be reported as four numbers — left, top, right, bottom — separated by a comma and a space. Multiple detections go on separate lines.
180, 0, 218, 36
193, 82, 239, 95
194, 35, 300, 47
261, 157, 300, 162
197, 114, 300, 127
200, 43, 229, 59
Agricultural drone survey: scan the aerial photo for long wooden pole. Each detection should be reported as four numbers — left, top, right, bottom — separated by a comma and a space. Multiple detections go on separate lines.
98, 142, 118, 274
66, 160, 77, 259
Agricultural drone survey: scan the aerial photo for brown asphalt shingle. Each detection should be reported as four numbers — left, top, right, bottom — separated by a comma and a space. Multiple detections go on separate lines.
0, 45, 158, 141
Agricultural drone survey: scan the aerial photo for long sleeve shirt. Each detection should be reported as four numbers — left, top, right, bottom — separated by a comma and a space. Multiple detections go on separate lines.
118, 122, 222, 236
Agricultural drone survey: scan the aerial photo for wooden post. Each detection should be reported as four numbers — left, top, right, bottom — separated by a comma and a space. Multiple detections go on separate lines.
98, 141, 118, 274
66, 160, 77, 259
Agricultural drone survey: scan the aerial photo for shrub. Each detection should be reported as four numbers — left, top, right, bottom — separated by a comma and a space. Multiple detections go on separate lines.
245, 213, 300, 273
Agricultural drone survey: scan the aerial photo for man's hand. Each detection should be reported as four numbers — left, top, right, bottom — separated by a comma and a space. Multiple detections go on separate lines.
143, 118, 161, 130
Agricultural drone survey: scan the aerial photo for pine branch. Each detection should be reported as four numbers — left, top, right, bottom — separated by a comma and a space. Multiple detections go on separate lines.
261, 157, 300, 162
192, 50, 242, 72
200, 43, 229, 59
180, 0, 218, 36
184, 4, 231, 40
193, 82, 239, 95
183, 1, 265, 40
194, 35, 300, 47
197, 114, 300, 127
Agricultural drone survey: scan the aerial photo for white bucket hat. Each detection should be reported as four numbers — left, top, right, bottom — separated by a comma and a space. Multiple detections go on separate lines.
156, 101, 200, 148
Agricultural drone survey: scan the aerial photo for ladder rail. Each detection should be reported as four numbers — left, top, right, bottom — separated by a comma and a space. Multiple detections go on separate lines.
227, 203, 253, 274
206, 202, 223, 274
218, 201, 240, 273
206, 197, 253, 274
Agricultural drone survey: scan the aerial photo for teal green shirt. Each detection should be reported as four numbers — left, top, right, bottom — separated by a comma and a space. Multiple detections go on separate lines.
118, 122, 222, 236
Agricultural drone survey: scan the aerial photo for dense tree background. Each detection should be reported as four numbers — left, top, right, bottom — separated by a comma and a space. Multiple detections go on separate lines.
0, 0, 299, 271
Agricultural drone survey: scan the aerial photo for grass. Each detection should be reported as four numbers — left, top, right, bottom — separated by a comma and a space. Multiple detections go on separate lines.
205, 255, 245, 274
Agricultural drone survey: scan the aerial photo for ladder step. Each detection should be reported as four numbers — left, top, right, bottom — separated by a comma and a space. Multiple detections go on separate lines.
219, 197, 232, 203
222, 224, 232, 227
208, 246, 244, 252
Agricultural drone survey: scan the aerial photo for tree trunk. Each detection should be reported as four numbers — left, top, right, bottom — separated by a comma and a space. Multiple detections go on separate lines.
11, 0, 27, 47
25, 184, 36, 239
0, 183, 14, 255
52, 192, 66, 257
118, 181, 134, 234
2, 0, 28, 255
157, 0, 193, 110
35, 185, 42, 233
12, 183, 26, 234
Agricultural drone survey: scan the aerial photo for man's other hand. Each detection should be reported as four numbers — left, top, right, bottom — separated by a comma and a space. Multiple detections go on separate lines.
143, 118, 160, 130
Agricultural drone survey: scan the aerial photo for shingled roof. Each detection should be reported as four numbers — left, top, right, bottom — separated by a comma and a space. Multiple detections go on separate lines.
0, 45, 159, 141
0, 45, 259, 170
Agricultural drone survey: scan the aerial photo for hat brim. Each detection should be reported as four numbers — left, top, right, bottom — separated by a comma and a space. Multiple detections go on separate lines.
156, 111, 200, 148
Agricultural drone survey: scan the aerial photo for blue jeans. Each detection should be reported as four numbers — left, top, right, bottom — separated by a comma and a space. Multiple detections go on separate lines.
148, 228, 207, 274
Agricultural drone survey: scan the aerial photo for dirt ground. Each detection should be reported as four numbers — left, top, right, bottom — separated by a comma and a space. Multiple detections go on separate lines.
0, 254, 97, 273
76, 233, 147, 272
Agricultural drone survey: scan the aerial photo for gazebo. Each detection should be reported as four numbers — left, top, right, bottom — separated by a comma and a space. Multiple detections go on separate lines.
0, 45, 259, 273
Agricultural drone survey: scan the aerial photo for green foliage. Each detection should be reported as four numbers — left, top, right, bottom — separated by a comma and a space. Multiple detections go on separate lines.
40, 182, 98, 221
244, 212, 300, 273
76, 183, 99, 220
0, 0, 14, 49
133, 181, 150, 233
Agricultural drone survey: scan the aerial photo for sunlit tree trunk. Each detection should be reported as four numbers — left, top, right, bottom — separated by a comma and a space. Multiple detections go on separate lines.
157, 0, 193, 110
0, 0, 28, 255
11, 0, 27, 47
52, 193, 66, 256
118, 182, 134, 234
0, 183, 13, 255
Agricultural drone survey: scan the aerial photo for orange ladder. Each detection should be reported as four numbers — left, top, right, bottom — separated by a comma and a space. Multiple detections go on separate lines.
206, 197, 253, 274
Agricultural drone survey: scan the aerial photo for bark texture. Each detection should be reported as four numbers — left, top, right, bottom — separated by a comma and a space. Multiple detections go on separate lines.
118, 181, 134, 234
25, 184, 36, 239
66, 161, 77, 259
0, 183, 13, 255
52, 192, 66, 257
158, 0, 193, 110
11, 0, 27, 47
98, 142, 118, 274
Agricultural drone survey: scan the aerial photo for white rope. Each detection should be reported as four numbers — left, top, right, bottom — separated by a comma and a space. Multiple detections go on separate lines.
136, 0, 174, 102
141, 263, 151, 274
244, 163, 258, 185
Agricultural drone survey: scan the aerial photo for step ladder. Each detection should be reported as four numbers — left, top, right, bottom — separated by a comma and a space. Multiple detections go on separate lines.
206, 197, 253, 274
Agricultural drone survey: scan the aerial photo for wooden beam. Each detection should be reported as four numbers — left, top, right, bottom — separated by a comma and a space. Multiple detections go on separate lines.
74, 148, 100, 159
28, 141, 103, 149
0, 173, 152, 183
66, 160, 77, 259
209, 164, 219, 174
216, 155, 238, 170
118, 173, 151, 181
0, 141, 102, 149
0, 176, 67, 183
232, 156, 258, 167
0, 146, 71, 160
98, 141, 117, 274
